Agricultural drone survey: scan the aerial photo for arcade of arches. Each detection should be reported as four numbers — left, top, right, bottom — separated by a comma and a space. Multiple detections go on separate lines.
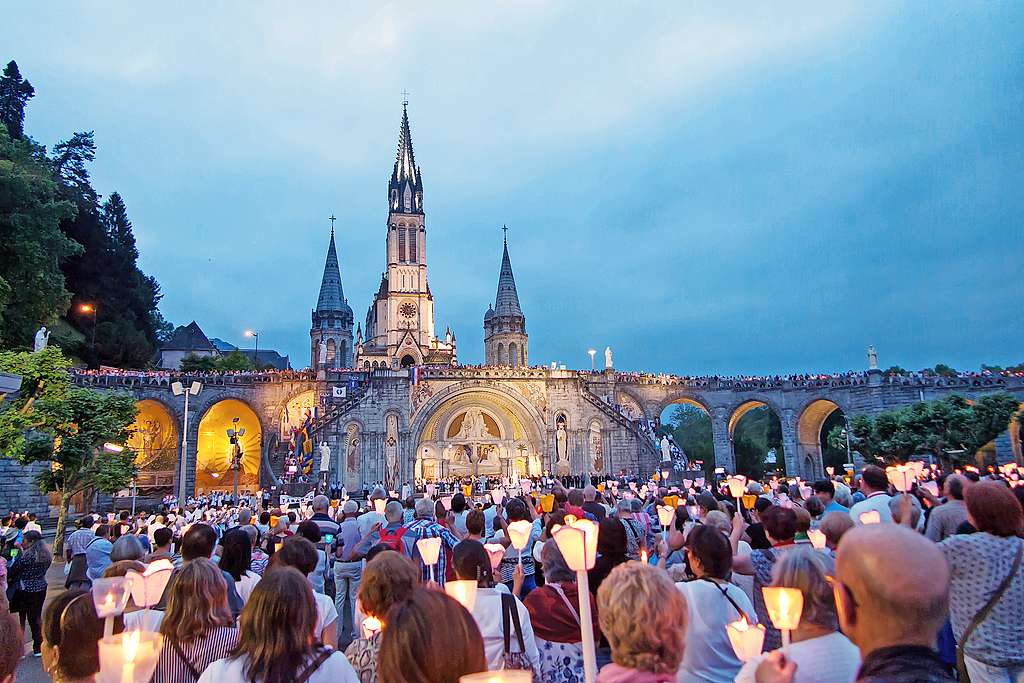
415, 392, 542, 481
195, 399, 262, 493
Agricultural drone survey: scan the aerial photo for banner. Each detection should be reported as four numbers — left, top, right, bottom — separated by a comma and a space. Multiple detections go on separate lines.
280, 490, 315, 508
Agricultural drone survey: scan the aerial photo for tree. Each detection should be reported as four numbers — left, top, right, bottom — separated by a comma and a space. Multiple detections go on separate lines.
179, 354, 218, 372
0, 122, 81, 347
0, 60, 34, 139
51, 131, 97, 204
0, 348, 138, 554
962, 393, 1021, 455
663, 404, 715, 478
217, 350, 253, 371
884, 366, 907, 375
933, 363, 957, 378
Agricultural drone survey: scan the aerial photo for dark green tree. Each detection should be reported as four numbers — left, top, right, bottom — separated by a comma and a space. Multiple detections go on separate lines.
179, 354, 218, 372
0, 123, 81, 347
0, 348, 138, 554
933, 363, 957, 378
217, 350, 253, 371
51, 131, 97, 204
662, 404, 715, 478
0, 60, 34, 139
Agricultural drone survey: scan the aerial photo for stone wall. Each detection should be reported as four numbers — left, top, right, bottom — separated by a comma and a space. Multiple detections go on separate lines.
0, 459, 49, 515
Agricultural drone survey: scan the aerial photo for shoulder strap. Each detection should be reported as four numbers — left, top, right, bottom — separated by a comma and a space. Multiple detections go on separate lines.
295, 648, 332, 683
702, 578, 749, 623
501, 591, 513, 655
548, 583, 580, 626
506, 592, 526, 653
501, 592, 526, 655
169, 638, 202, 682
959, 540, 1023, 653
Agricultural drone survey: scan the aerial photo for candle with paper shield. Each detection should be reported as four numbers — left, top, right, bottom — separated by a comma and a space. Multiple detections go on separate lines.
373, 498, 386, 515
460, 671, 533, 682
762, 586, 803, 649
727, 616, 766, 661
539, 494, 555, 513
552, 516, 600, 683
886, 465, 914, 493
726, 475, 747, 509
416, 536, 443, 584
656, 505, 674, 542
491, 488, 505, 506
507, 520, 533, 569
360, 615, 382, 638
859, 510, 881, 525
484, 543, 506, 571
445, 579, 478, 611
97, 630, 163, 683
807, 528, 827, 550
92, 577, 131, 637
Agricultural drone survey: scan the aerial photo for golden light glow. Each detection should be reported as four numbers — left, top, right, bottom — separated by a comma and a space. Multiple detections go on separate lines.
79, 303, 95, 313
127, 400, 178, 472
196, 399, 261, 492
762, 587, 803, 631
727, 616, 766, 661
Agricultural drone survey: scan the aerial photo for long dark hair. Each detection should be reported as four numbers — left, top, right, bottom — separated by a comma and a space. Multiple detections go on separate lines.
231, 567, 321, 683
219, 528, 252, 582
452, 540, 494, 587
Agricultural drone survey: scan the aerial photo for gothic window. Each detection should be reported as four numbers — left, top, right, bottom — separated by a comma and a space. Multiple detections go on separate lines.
407, 228, 417, 262
326, 339, 336, 367
497, 343, 507, 366
404, 186, 412, 210
391, 190, 398, 209
339, 340, 348, 367
509, 342, 518, 368
363, 361, 370, 370
398, 228, 406, 262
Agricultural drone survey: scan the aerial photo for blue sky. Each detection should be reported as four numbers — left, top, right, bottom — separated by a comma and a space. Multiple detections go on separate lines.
6, 2, 1022, 374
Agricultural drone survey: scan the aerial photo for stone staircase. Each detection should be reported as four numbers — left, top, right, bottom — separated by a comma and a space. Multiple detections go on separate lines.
578, 380, 659, 461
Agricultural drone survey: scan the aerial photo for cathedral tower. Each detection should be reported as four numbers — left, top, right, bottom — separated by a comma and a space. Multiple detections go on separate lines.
310, 221, 354, 369
356, 103, 456, 369
484, 230, 528, 367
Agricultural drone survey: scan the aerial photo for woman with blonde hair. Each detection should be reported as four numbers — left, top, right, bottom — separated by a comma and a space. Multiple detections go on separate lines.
734, 548, 859, 683
596, 561, 688, 682
198, 567, 358, 683
345, 551, 420, 683
151, 558, 239, 682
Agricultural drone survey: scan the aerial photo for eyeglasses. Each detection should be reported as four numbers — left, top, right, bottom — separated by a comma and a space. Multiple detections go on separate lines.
825, 574, 860, 610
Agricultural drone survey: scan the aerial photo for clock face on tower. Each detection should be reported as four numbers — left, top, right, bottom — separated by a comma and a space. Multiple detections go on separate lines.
399, 301, 417, 319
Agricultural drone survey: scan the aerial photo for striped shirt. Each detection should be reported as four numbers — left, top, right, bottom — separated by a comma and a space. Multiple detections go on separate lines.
400, 518, 460, 586
151, 626, 239, 683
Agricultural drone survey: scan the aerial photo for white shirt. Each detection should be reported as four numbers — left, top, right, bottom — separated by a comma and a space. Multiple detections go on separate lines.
313, 590, 339, 640
357, 511, 385, 537
849, 492, 894, 525
198, 651, 359, 683
470, 586, 540, 674
234, 571, 261, 605
734, 631, 860, 683
675, 579, 756, 683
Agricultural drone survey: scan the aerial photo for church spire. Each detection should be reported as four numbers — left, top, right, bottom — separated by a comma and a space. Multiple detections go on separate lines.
389, 101, 424, 214
494, 225, 523, 317
316, 220, 350, 313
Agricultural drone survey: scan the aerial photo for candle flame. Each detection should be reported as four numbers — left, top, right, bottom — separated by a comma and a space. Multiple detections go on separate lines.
124, 630, 141, 662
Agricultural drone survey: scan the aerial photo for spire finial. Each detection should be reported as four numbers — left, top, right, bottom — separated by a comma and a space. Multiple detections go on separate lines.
401, 90, 410, 108
502, 224, 508, 246
329, 213, 336, 237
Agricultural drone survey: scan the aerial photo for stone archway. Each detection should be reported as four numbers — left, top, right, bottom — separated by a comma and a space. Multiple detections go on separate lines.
196, 398, 263, 494
796, 399, 843, 480
411, 383, 546, 482
127, 399, 179, 493
728, 399, 785, 477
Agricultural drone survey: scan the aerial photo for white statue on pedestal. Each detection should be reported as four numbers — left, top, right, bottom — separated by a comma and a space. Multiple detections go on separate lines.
555, 422, 570, 476
318, 442, 331, 473
318, 340, 328, 367
33, 326, 49, 353
867, 345, 878, 370
660, 435, 672, 462
604, 346, 613, 370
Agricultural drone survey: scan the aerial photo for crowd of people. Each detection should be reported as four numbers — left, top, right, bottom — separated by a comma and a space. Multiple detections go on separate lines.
1, 461, 1022, 683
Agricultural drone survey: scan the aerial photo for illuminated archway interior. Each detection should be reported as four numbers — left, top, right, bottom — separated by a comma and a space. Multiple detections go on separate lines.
127, 400, 178, 488
280, 390, 317, 442
196, 399, 262, 493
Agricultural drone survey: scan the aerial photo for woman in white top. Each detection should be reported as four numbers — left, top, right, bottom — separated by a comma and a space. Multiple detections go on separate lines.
198, 567, 358, 683
453, 539, 540, 675
703, 510, 755, 605
675, 524, 756, 683
734, 548, 860, 683
268, 536, 338, 649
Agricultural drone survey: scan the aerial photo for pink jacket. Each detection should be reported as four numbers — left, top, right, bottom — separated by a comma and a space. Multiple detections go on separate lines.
596, 663, 675, 683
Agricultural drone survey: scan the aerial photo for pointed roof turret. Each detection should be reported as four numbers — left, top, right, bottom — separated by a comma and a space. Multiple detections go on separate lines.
493, 228, 523, 318
389, 102, 424, 214
316, 224, 352, 315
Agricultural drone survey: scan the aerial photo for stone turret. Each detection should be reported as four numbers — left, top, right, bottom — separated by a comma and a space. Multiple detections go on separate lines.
484, 231, 528, 367
310, 224, 354, 369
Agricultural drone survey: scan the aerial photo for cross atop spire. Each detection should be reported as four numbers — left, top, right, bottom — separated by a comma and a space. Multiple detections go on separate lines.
316, 225, 351, 314
502, 224, 508, 246
493, 230, 523, 318
401, 90, 410, 106
329, 213, 336, 236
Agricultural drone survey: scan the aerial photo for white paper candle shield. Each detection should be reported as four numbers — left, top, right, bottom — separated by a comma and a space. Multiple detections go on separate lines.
97, 630, 163, 683
459, 671, 534, 682
552, 518, 599, 571
859, 510, 881, 525
491, 488, 505, 506
373, 499, 386, 514
125, 559, 175, 608
726, 475, 747, 499
656, 505, 675, 528
416, 536, 442, 565
484, 543, 506, 571
762, 587, 803, 631
506, 520, 533, 551
92, 577, 131, 618
727, 617, 766, 661
445, 579, 478, 611
807, 529, 827, 550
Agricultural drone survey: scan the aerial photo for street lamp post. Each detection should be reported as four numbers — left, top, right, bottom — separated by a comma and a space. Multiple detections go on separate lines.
245, 330, 259, 369
171, 380, 202, 505
80, 303, 98, 363
587, 348, 596, 372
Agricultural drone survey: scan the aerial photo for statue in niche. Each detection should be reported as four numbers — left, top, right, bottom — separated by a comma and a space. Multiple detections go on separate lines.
590, 421, 604, 472
456, 408, 491, 440
384, 414, 399, 491
318, 340, 328, 367
345, 425, 360, 484
660, 435, 672, 463
318, 442, 331, 473
555, 417, 570, 476
867, 345, 879, 370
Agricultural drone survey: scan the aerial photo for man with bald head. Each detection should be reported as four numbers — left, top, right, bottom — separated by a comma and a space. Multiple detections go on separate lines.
757, 525, 954, 683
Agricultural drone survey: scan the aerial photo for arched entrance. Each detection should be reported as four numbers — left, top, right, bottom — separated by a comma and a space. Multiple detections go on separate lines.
196, 399, 262, 494
127, 400, 178, 494
413, 386, 544, 482
658, 398, 712, 475
401, 354, 416, 368
728, 400, 784, 479
797, 399, 842, 480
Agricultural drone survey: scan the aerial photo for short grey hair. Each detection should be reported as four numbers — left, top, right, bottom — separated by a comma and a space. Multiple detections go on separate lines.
889, 494, 922, 528
834, 488, 854, 509
110, 534, 146, 562
771, 547, 838, 630
370, 486, 388, 500
313, 495, 330, 512
703, 510, 731, 535
583, 485, 597, 501
540, 539, 576, 583
414, 497, 436, 519
385, 501, 405, 523
342, 500, 359, 515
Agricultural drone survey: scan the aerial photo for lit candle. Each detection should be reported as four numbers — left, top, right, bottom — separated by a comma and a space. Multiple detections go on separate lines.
416, 536, 443, 584
762, 586, 803, 649
656, 504, 675, 542
445, 579, 478, 611
859, 510, 881, 525
727, 616, 766, 661
361, 616, 382, 638
640, 547, 648, 564
539, 494, 555, 513
507, 520, 533, 569
885, 465, 913, 493
552, 517, 600, 683
807, 528, 826, 550
726, 475, 747, 510
459, 671, 534, 682
92, 577, 131, 638
97, 630, 163, 683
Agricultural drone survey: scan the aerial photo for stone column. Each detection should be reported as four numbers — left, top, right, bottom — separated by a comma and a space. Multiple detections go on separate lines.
780, 409, 799, 478
711, 407, 735, 472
